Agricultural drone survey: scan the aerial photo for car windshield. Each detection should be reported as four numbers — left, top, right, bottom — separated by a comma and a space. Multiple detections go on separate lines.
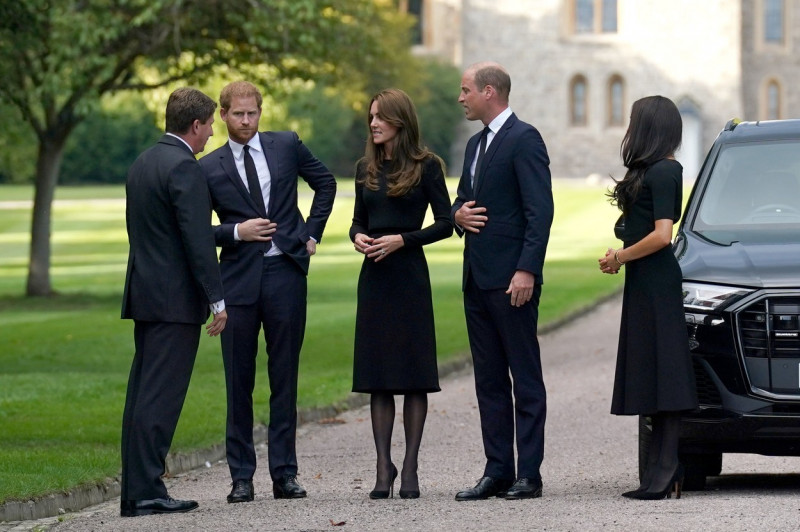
691, 140, 800, 245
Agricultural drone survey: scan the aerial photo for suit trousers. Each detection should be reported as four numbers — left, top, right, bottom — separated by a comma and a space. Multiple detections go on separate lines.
222, 254, 307, 482
464, 276, 546, 481
121, 320, 200, 500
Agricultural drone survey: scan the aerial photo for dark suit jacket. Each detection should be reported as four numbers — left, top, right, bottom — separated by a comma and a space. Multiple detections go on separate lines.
121, 134, 224, 324
451, 113, 553, 290
200, 131, 336, 305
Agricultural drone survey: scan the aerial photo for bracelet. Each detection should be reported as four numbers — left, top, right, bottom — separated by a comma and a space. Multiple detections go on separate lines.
614, 249, 625, 266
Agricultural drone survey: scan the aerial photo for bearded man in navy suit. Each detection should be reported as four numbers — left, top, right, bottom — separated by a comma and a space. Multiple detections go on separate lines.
452, 62, 554, 501
200, 81, 336, 504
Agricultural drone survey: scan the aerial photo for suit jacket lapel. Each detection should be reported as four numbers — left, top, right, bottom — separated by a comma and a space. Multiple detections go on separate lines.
465, 133, 480, 198
261, 132, 278, 216
221, 142, 267, 217
474, 114, 516, 197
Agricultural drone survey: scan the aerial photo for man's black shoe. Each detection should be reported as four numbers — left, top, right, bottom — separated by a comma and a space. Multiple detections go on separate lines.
120, 497, 198, 517
273, 475, 307, 499
454, 477, 514, 501
504, 478, 543, 499
227, 479, 255, 503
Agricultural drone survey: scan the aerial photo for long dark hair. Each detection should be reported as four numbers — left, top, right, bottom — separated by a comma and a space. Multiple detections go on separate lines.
358, 88, 438, 197
609, 95, 682, 213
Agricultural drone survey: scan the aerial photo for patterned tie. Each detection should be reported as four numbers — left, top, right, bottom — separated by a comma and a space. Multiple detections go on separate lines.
472, 126, 490, 189
243, 145, 266, 216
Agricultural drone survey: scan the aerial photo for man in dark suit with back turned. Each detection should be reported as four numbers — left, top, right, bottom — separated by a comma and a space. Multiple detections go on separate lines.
121, 87, 227, 517
200, 81, 336, 504
452, 62, 554, 501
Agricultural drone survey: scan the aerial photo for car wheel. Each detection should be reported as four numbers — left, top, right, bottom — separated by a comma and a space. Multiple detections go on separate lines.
680, 452, 722, 491
638, 416, 719, 491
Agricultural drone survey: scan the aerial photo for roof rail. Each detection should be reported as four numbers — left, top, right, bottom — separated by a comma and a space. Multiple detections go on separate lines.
724, 118, 741, 131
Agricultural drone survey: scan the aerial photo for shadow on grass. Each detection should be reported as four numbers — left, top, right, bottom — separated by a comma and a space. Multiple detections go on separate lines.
0, 292, 123, 312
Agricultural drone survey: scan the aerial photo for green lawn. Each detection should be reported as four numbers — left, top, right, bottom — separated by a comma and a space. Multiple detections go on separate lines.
0, 180, 623, 504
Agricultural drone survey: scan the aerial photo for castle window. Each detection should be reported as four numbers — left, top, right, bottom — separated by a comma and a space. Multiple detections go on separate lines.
573, 0, 617, 34
398, 0, 424, 45
570, 75, 588, 126
764, 0, 784, 43
765, 79, 782, 119
608, 75, 624, 126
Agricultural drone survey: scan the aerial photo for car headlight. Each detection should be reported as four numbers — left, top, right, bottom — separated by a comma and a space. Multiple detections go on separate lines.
682, 282, 752, 312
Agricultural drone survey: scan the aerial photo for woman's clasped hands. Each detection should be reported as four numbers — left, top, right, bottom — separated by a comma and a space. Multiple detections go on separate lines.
598, 247, 622, 275
353, 233, 405, 262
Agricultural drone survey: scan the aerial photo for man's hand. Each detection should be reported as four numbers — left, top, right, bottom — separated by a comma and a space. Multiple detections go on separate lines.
506, 270, 534, 307
306, 239, 317, 256
238, 218, 276, 241
206, 309, 227, 336
454, 200, 488, 233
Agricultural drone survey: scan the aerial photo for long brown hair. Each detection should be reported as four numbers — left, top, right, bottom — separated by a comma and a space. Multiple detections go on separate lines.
358, 88, 435, 197
609, 95, 682, 213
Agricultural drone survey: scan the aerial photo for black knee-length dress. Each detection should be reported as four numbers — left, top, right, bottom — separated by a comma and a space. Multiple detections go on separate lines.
350, 156, 453, 394
610, 159, 698, 415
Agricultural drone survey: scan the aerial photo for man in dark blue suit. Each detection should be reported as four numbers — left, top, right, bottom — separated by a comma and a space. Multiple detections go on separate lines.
452, 62, 554, 501
121, 88, 227, 517
200, 81, 336, 504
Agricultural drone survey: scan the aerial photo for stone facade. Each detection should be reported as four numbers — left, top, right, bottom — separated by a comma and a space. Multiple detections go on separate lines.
415, 0, 797, 179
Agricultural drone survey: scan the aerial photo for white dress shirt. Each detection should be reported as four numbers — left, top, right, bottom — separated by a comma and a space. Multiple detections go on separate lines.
470, 106, 513, 179
229, 136, 282, 256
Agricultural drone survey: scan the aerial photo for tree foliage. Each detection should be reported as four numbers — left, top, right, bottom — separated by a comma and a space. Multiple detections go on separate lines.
0, 0, 416, 296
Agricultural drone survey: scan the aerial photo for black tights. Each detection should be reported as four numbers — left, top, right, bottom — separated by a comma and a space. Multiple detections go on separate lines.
640, 412, 681, 493
370, 393, 428, 492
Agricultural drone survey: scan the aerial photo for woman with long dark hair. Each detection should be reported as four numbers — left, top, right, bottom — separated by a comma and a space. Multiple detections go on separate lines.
599, 95, 698, 500
350, 88, 453, 499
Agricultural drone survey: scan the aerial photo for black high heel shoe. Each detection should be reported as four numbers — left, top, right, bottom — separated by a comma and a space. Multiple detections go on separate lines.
399, 488, 420, 499
624, 464, 684, 500
399, 469, 420, 499
369, 464, 398, 499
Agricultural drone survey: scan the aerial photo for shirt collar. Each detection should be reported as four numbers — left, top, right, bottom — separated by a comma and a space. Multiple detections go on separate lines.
229, 135, 263, 160
486, 107, 513, 135
166, 132, 194, 153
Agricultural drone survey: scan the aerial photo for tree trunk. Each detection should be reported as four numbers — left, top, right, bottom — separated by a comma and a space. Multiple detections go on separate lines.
26, 138, 66, 297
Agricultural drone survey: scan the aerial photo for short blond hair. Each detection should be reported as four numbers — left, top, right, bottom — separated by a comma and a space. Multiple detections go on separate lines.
219, 81, 263, 110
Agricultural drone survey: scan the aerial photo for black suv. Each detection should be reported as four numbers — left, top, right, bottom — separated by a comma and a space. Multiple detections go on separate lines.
639, 119, 800, 490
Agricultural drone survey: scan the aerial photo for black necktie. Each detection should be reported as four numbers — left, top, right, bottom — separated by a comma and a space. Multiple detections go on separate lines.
243, 145, 266, 216
472, 126, 490, 189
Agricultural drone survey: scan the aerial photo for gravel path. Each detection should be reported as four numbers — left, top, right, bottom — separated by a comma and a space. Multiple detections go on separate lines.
7, 296, 800, 531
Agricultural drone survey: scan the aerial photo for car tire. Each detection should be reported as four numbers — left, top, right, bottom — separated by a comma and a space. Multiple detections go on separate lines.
638, 416, 719, 491
680, 452, 722, 491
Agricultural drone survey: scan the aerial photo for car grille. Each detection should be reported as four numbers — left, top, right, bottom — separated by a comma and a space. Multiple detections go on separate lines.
738, 298, 800, 358
693, 358, 722, 406
737, 296, 800, 397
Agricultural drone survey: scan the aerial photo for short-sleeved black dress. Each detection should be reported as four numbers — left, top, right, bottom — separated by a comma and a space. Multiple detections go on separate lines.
350, 156, 453, 394
610, 159, 698, 415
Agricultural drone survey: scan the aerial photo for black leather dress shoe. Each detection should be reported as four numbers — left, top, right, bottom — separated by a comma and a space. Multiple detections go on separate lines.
504, 478, 543, 499
454, 477, 514, 501
120, 497, 198, 517
273, 475, 307, 499
227, 479, 255, 503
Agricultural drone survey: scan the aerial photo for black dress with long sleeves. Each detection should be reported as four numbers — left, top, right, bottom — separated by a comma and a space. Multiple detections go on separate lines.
611, 159, 698, 415
350, 156, 453, 393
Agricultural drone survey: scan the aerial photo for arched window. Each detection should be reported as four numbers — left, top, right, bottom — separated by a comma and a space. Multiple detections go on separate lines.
764, 0, 784, 43
608, 75, 624, 126
766, 79, 782, 119
570, 75, 588, 126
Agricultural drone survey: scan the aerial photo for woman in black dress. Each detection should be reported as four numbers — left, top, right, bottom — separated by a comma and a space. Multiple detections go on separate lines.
599, 95, 698, 500
350, 88, 453, 499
